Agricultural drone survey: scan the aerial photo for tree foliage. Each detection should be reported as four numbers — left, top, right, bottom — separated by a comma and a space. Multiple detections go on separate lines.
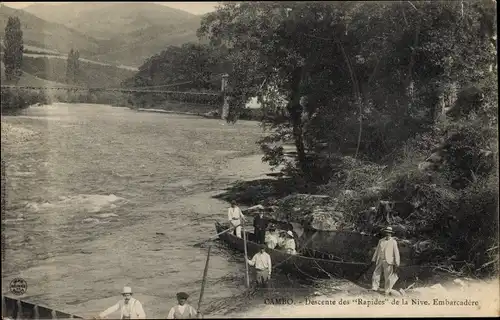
122, 42, 228, 108
199, 1, 497, 178
3, 16, 24, 83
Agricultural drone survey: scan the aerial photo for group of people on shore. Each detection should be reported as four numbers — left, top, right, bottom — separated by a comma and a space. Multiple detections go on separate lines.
97, 202, 401, 319
230, 201, 401, 295
96, 288, 199, 319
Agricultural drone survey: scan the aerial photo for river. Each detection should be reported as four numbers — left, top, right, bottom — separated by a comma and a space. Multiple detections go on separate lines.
1, 103, 311, 318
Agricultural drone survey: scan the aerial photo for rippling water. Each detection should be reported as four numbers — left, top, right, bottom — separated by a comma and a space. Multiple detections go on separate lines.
1, 104, 312, 318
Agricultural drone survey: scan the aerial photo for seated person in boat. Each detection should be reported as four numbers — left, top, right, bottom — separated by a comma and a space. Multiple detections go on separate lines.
276, 230, 287, 249
265, 225, 279, 249
283, 231, 297, 255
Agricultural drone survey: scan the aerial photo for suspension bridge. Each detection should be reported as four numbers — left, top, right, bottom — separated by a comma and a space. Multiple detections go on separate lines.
1, 73, 232, 117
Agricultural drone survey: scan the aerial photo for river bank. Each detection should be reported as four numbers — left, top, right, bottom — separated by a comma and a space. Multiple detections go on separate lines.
211, 155, 500, 318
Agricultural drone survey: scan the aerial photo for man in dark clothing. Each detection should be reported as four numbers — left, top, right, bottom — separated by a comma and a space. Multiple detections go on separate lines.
253, 212, 268, 244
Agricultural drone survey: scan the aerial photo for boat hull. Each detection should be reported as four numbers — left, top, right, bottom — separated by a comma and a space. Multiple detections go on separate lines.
215, 222, 434, 289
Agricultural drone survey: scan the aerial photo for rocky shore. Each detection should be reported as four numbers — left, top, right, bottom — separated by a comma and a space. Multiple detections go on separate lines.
216, 153, 499, 318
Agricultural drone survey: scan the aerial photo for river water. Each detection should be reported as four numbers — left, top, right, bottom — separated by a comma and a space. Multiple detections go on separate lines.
1, 103, 313, 318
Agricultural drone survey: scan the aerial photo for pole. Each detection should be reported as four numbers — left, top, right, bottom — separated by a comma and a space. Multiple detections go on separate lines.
197, 245, 212, 316
193, 224, 239, 246
242, 223, 250, 288
221, 74, 229, 120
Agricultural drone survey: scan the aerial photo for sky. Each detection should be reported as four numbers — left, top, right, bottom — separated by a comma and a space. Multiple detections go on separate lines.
1, 2, 219, 15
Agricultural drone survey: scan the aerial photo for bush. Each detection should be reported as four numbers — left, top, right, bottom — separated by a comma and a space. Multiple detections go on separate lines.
452, 173, 499, 275
0, 88, 50, 114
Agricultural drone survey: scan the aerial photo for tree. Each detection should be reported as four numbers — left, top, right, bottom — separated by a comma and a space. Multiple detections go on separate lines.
199, 1, 497, 179
3, 16, 24, 84
66, 49, 74, 84
66, 49, 81, 84
122, 43, 228, 107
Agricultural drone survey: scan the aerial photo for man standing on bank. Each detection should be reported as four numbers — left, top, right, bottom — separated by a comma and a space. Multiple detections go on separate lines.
167, 292, 199, 319
247, 245, 272, 288
98, 286, 146, 319
228, 200, 245, 238
371, 226, 400, 295
253, 211, 268, 244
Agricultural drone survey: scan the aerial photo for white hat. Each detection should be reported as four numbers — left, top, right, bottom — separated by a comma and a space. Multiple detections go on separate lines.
382, 226, 394, 233
286, 231, 294, 238
122, 286, 132, 294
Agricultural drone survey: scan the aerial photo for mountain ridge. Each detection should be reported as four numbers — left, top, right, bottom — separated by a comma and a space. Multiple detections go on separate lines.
1, 3, 207, 67
0, 4, 101, 57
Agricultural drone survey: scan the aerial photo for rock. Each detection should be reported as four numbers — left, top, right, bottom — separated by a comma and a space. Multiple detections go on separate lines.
426, 152, 443, 163
413, 240, 435, 254
309, 210, 343, 231
366, 186, 385, 196
290, 222, 304, 238
389, 289, 402, 297
82, 218, 100, 224
96, 213, 118, 218
428, 283, 448, 294
418, 161, 439, 172
342, 189, 356, 197
245, 204, 265, 213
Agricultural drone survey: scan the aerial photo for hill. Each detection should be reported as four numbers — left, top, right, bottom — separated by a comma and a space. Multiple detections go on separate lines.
0, 4, 101, 58
21, 56, 136, 88
1, 61, 69, 87
22, 2, 204, 67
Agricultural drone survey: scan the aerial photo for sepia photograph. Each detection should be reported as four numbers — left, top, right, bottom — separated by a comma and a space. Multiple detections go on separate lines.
1, 1, 498, 318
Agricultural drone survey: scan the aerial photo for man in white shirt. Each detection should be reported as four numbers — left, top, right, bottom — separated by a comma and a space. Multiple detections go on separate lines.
371, 226, 401, 295
228, 200, 245, 238
247, 245, 272, 288
166, 292, 198, 319
98, 286, 146, 319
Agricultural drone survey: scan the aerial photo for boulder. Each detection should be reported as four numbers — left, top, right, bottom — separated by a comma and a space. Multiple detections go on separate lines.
244, 204, 265, 215
308, 210, 344, 231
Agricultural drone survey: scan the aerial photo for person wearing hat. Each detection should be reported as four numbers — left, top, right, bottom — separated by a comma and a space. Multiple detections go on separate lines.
253, 211, 269, 244
228, 200, 246, 238
247, 244, 272, 288
265, 225, 279, 249
283, 230, 297, 255
167, 292, 198, 319
97, 286, 146, 319
371, 226, 401, 295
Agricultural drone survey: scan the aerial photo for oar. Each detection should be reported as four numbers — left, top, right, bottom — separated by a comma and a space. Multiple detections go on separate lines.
197, 245, 211, 319
193, 224, 240, 246
242, 224, 250, 288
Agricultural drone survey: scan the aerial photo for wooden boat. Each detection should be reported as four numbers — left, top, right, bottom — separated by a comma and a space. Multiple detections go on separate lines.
215, 221, 434, 289
1, 295, 83, 319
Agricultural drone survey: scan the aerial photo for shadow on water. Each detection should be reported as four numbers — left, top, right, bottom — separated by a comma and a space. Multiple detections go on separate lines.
212, 176, 301, 206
